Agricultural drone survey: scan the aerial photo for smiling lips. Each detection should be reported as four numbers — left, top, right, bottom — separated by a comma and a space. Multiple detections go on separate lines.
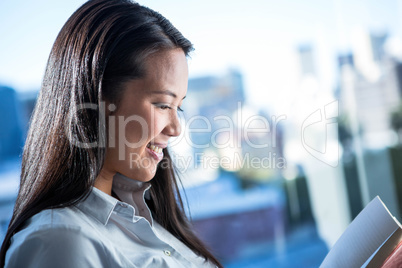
146, 143, 164, 161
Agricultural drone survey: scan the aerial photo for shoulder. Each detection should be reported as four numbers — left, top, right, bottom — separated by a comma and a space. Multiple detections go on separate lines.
16, 204, 107, 237
5, 208, 111, 268
26, 205, 89, 228
11, 206, 101, 242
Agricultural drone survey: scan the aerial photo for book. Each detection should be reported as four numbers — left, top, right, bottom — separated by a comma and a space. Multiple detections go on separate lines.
320, 196, 402, 268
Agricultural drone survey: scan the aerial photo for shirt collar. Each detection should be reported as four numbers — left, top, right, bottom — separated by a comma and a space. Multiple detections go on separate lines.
112, 173, 153, 225
112, 173, 151, 194
75, 173, 152, 226
75, 187, 118, 225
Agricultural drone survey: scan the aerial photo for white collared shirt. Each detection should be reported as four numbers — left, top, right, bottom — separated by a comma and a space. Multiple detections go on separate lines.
5, 173, 216, 268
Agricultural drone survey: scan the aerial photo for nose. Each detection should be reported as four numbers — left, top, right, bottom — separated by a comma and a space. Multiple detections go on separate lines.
164, 112, 181, 137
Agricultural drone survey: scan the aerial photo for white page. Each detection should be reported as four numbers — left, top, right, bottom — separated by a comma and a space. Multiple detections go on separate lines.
361, 231, 395, 267
320, 196, 400, 268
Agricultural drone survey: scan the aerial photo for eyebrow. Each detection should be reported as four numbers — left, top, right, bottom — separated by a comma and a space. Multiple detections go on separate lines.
150, 90, 186, 100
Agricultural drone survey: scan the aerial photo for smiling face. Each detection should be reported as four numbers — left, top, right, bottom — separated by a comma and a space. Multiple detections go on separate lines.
99, 48, 188, 185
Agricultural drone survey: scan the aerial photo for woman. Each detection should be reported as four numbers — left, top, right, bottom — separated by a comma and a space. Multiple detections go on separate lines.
0, 0, 223, 267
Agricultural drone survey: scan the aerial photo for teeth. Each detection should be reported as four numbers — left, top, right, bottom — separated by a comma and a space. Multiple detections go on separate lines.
148, 144, 162, 154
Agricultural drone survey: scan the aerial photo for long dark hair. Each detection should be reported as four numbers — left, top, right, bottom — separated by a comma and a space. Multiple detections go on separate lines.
0, 1, 223, 267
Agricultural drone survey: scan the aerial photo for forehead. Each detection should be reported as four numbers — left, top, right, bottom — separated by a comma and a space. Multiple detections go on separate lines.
141, 48, 188, 98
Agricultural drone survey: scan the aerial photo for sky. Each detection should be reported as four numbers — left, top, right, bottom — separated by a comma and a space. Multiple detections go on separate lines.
0, 0, 401, 112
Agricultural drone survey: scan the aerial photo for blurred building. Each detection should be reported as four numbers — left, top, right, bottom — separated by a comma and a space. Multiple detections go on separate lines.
339, 31, 402, 149
185, 69, 246, 149
0, 86, 38, 163
0, 86, 24, 161
290, 43, 351, 248
187, 69, 245, 115
337, 31, 402, 220
298, 45, 317, 77
0, 86, 37, 241
182, 69, 285, 182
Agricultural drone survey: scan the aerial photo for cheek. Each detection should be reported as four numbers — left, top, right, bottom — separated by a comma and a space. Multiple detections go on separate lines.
123, 120, 149, 144
114, 106, 153, 144
149, 113, 169, 137
109, 115, 150, 146
110, 106, 169, 145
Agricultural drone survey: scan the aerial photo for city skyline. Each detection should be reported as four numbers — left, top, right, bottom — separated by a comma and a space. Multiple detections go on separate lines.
0, 0, 401, 113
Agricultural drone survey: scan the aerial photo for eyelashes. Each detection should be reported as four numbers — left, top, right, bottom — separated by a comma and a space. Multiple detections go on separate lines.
153, 103, 184, 112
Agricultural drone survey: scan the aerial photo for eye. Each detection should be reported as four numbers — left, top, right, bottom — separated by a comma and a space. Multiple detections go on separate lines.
154, 103, 183, 113
160, 105, 171, 110
154, 103, 172, 110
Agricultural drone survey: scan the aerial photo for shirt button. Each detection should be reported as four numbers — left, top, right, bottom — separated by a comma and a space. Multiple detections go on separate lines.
119, 203, 127, 208
164, 250, 171, 256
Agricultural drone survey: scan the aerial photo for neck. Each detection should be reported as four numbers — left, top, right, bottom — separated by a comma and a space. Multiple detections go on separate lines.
94, 168, 116, 195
